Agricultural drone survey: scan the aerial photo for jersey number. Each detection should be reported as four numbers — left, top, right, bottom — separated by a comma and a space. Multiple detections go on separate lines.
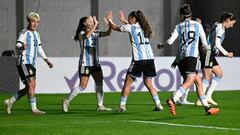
180, 31, 196, 45
137, 32, 150, 45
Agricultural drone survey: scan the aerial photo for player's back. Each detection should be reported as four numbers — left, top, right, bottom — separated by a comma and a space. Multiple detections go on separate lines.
177, 19, 202, 59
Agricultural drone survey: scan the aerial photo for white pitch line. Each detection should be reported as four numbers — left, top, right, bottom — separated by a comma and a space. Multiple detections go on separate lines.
129, 120, 240, 131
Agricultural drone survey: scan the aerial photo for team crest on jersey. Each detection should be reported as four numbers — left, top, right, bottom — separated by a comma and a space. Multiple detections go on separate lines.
29, 69, 33, 75
210, 62, 213, 67
85, 68, 89, 74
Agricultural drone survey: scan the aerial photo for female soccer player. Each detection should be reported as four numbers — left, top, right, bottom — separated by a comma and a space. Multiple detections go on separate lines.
199, 12, 236, 106
4, 12, 53, 114
106, 10, 164, 112
62, 16, 112, 112
158, 4, 219, 116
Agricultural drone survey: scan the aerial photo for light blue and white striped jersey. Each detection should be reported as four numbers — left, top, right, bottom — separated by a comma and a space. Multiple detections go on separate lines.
79, 31, 100, 67
166, 19, 208, 60
16, 28, 46, 67
207, 23, 228, 56
120, 22, 154, 61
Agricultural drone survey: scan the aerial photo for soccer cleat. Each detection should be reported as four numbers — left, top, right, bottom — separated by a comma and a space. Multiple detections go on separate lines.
206, 108, 220, 116
166, 99, 176, 116
4, 99, 13, 115
153, 104, 164, 111
207, 97, 218, 105
97, 105, 112, 111
32, 109, 46, 115
117, 105, 126, 112
62, 99, 70, 112
177, 100, 194, 105
196, 99, 203, 106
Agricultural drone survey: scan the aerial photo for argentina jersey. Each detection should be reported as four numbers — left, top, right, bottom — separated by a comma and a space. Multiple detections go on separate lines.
79, 31, 99, 67
16, 28, 42, 67
176, 20, 202, 60
120, 22, 154, 61
207, 23, 225, 52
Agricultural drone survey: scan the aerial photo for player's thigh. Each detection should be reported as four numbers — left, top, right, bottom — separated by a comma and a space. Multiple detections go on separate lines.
143, 60, 156, 78
91, 66, 103, 82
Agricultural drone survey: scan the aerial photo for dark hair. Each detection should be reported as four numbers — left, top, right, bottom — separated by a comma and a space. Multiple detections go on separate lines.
220, 12, 236, 23
179, 4, 192, 19
129, 10, 153, 38
73, 16, 88, 41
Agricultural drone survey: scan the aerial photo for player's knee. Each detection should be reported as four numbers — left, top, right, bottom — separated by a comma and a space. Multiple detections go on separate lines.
217, 73, 223, 79
96, 81, 103, 87
79, 83, 87, 89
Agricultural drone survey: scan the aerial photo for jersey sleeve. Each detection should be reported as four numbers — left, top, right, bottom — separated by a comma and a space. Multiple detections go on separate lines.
16, 32, 26, 48
120, 24, 131, 33
166, 25, 179, 45
198, 23, 209, 49
215, 24, 228, 56
38, 45, 47, 59
38, 33, 42, 46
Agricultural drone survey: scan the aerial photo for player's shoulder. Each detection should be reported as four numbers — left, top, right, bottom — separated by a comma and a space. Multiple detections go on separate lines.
19, 28, 28, 35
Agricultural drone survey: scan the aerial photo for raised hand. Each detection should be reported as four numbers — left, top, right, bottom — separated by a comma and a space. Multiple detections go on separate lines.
107, 11, 113, 20
118, 10, 128, 24
92, 16, 99, 26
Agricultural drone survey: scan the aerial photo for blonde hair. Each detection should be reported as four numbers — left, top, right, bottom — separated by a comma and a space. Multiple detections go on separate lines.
27, 12, 40, 22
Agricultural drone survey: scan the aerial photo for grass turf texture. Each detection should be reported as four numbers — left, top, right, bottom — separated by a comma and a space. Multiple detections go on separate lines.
0, 91, 239, 135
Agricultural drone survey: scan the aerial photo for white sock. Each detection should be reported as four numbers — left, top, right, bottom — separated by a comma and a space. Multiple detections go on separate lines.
199, 95, 209, 107
96, 82, 104, 106
206, 76, 221, 98
202, 79, 210, 94
120, 96, 127, 106
179, 89, 189, 102
67, 86, 84, 102
152, 95, 161, 106
9, 96, 18, 104
173, 87, 186, 103
29, 97, 37, 111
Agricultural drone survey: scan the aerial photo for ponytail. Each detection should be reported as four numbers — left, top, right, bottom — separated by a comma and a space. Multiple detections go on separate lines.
74, 16, 88, 41
135, 10, 153, 38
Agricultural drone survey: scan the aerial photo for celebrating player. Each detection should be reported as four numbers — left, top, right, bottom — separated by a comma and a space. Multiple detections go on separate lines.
4, 12, 53, 114
198, 12, 236, 106
158, 4, 219, 116
106, 10, 164, 112
62, 16, 112, 112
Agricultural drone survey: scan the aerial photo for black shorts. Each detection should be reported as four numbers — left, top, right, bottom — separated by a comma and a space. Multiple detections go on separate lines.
17, 64, 36, 83
79, 65, 102, 77
127, 59, 156, 78
200, 50, 219, 69
178, 57, 199, 76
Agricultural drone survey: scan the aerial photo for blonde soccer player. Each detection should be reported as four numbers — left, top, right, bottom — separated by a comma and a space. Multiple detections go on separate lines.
158, 4, 219, 116
62, 16, 112, 112
106, 10, 164, 112
197, 12, 236, 106
4, 12, 53, 114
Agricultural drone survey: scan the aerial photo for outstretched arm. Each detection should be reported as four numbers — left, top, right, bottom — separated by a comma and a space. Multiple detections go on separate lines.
157, 26, 178, 49
85, 16, 98, 39
105, 11, 121, 31
98, 17, 112, 37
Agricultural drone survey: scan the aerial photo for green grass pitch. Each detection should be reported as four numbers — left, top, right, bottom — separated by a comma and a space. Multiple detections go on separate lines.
0, 91, 239, 135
